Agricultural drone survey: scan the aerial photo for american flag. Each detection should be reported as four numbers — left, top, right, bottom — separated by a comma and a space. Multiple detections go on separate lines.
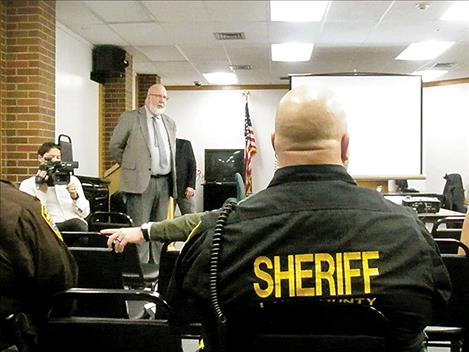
244, 101, 256, 194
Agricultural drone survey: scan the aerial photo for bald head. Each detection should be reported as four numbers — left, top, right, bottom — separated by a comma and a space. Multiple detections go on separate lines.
145, 84, 168, 115
273, 85, 349, 168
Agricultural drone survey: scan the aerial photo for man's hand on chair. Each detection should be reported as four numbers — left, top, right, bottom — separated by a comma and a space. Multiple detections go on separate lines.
101, 227, 144, 253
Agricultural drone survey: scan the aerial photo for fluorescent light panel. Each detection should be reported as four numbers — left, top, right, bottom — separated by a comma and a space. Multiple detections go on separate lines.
203, 72, 238, 85
413, 70, 448, 82
270, 1, 329, 22
396, 41, 454, 60
272, 43, 314, 62
440, 1, 469, 22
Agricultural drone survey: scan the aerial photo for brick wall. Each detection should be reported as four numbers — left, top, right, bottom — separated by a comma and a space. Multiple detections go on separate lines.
2, 0, 56, 183
0, 2, 6, 178
136, 73, 160, 108
102, 52, 133, 172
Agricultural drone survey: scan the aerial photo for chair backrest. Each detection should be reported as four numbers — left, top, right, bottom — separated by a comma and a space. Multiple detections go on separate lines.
431, 217, 465, 253
442, 173, 467, 213
234, 172, 246, 200
210, 301, 388, 352
84, 211, 146, 288
41, 289, 181, 352
157, 243, 180, 296
431, 216, 465, 234
69, 247, 127, 318
87, 211, 134, 231
431, 241, 469, 327
61, 231, 108, 248
57, 134, 73, 163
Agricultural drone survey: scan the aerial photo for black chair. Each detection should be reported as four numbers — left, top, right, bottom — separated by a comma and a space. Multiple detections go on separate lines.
69, 247, 127, 318
1, 312, 36, 352
431, 216, 465, 253
158, 243, 202, 339
87, 211, 134, 231
234, 172, 246, 200
40, 288, 182, 352
57, 134, 73, 164
157, 242, 180, 296
61, 231, 108, 248
87, 211, 159, 289
426, 239, 469, 352
431, 216, 465, 234
204, 300, 388, 352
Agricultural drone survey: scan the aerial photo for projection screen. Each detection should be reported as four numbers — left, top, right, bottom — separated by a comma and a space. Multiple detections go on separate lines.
290, 74, 422, 178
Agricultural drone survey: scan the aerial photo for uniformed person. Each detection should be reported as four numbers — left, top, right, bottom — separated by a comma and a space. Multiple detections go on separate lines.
0, 180, 77, 351
164, 86, 451, 352
100, 87, 451, 352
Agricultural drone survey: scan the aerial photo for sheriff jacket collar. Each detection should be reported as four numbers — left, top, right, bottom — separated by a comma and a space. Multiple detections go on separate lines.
268, 164, 357, 188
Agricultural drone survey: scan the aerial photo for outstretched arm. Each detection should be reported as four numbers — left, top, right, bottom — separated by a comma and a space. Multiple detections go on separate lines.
101, 212, 203, 253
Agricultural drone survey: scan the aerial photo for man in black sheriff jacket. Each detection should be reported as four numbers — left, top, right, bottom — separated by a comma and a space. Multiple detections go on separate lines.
170, 86, 451, 352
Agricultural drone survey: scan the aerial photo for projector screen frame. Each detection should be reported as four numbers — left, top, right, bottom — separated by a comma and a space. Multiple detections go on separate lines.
289, 72, 423, 179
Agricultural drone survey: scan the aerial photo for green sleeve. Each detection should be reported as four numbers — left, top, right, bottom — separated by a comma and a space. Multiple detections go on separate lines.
149, 212, 203, 242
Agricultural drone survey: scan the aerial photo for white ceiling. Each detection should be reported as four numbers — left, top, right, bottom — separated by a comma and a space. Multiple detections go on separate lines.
56, 0, 469, 86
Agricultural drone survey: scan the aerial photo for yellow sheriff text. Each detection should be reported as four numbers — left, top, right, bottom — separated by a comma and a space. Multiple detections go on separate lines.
253, 251, 379, 299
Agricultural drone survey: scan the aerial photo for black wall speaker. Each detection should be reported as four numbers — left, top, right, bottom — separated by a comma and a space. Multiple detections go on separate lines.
91, 45, 128, 83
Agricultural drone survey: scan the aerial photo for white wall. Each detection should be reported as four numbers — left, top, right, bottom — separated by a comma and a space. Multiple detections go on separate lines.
410, 82, 469, 195
54, 27, 468, 205
165, 89, 286, 211
55, 23, 99, 177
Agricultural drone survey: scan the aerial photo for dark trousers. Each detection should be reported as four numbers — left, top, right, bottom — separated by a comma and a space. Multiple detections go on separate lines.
126, 176, 169, 264
56, 218, 88, 232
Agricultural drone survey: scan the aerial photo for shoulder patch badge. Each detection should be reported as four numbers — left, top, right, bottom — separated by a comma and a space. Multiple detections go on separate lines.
41, 205, 63, 241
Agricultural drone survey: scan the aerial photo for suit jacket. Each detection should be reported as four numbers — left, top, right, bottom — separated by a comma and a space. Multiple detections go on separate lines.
176, 139, 196, 198
109, 106, 177, 197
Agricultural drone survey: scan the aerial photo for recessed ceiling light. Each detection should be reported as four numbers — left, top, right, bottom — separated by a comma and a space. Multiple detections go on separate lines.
272, 43, 314, 62
413, 70, 448, 82
203, 72, 238, 85
395, 41, 454, 60
440, 1, 469, 22
270, 1, 329, 22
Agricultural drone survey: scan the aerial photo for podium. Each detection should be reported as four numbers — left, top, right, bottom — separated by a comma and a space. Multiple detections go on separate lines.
203, 182, 237, 211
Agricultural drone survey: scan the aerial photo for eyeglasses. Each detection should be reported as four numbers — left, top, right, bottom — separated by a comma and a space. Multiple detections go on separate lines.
148, 93, 169, 100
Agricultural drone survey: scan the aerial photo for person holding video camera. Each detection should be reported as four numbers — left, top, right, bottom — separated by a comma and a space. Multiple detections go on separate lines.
19, 142, 90, 232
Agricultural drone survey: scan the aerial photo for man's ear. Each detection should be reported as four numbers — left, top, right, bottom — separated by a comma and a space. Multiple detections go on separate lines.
341, 133, 349, 166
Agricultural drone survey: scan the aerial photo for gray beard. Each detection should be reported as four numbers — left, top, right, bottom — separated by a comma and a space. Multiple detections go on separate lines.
148, 105, 165, 116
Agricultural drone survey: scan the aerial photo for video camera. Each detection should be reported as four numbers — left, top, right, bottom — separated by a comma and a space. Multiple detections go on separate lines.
35, 159, 79, 186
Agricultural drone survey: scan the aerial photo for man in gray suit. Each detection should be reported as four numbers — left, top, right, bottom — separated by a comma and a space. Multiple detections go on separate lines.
109, 83, 177, 265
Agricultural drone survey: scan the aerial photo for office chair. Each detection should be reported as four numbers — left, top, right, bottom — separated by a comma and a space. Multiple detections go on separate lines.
87, 211, 134, 231
431, 216, 465, 233
69, 247, 128, 318
157, 243, 202, 339
1, 312, 36, 352
61, 231, 108, 248
87, 211, 159, 289
57, 134, 73, 163
426, 239, 469, 352
234, 172, 246, 200
40, 288, 182, 352
200, 300, 388, 352
431, 216, 465, 253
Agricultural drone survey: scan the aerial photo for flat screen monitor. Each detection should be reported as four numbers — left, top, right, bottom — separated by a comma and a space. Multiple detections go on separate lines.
205, 149, 244, 182
290, 73, 423, 179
